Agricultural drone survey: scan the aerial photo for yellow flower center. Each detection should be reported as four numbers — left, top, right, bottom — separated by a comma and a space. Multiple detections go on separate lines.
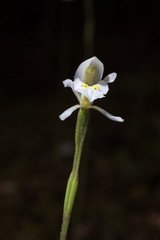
92, 85, 100, 90
84, 66, 96, 85
81, 83, 89, 88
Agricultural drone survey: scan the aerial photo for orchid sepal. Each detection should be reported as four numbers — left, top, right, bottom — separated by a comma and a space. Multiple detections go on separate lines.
89, 105, 124, 122
59, 104, 80, 121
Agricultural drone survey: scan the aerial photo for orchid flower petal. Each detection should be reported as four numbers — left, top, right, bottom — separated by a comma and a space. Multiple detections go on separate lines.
73, 78, 93, 102
96, 83, 109, 95
88, 85, 109, 102
89, 105, 124, 122
73, 78, 109, 103
63, 79, 73, 88
59, 105, 80, 121
103, 72, 117, 83
74, 57, 104, 84
63, 79, 81, 103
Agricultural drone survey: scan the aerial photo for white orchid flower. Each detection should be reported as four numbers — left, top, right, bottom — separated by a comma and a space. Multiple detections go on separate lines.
59, 57, 124, 122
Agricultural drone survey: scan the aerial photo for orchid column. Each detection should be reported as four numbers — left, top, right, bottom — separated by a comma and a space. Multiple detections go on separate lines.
59, 57, 124, 240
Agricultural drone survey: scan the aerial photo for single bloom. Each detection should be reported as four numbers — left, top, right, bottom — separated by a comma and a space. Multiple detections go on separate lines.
59, 56, 124, 122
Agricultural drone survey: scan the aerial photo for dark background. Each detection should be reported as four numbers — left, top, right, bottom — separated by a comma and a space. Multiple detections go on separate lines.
0, 0, 160, 239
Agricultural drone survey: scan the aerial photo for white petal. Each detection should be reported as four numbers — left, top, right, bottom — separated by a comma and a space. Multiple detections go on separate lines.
102, 72, 117, 83
73, 78, 109, 103
96, 83, 109, 95
88, 84, 108, 102
73, 78, 87, 97
89, 90, 104, 102
73, 78, 95, 102
83, 87, 95, 102
74, 56, 104, 84
63, 79, 81, 103
59, 105, 80, 121
89, 105, 124, 122
63, 79, 74, 88
73, 78, 84, 87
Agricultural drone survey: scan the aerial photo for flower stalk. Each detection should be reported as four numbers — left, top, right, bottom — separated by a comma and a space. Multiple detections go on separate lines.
60, 108, 89, 240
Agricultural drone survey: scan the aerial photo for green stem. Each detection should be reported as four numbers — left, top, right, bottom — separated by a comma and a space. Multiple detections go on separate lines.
60, 108, 89, 240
